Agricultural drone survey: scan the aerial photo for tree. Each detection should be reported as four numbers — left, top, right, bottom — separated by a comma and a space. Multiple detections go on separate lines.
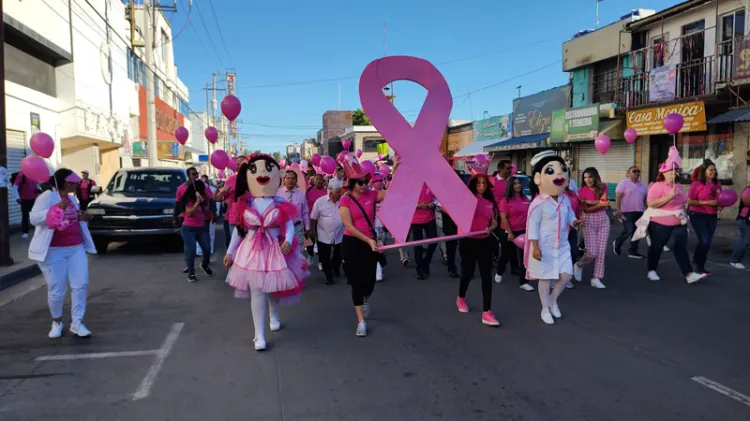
272, 151, 282, 161
353, 108, 372, 125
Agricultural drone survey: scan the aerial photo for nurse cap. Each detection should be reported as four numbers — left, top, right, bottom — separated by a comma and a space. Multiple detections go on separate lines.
530, 150, 557, 167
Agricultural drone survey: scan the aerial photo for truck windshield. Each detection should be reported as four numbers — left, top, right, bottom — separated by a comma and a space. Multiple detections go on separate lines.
107, 171, 186, 194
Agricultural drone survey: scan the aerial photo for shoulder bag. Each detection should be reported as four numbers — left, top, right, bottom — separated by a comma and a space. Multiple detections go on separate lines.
349, 194, 387, 267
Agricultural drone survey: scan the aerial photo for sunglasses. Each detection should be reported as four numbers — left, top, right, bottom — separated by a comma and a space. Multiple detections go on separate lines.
631, 170, 641, 174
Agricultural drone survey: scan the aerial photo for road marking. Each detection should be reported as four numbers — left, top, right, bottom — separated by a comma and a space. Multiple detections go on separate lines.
35, 350, 159, 361
692, 376, 750, 407
132, 322, 184, 401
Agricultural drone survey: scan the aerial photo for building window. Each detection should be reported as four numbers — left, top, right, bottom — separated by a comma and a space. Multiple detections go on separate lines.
363, 138, 383, 152
650, 37, 666, 69
154, 77, 160, 98
721, 9, 745, 44
179, 97, 190, 116
4, 43, 56, 96
592, 58, 618, 104
160, 31, 168, 64
676, 124, 735, 184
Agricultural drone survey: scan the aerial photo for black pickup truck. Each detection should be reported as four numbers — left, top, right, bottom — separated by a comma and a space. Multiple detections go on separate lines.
86, 167, 187, 253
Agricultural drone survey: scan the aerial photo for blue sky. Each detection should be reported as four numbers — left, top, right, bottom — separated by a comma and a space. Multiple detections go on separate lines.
170, 0, 680, 154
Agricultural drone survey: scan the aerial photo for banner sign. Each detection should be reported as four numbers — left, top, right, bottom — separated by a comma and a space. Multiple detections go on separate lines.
473, 114, 511, 142
626, 101, 707, 135
648, 65, 677, 102
512, 85, 571, 137
550, 104, 599, 143
734, 39, 750, 79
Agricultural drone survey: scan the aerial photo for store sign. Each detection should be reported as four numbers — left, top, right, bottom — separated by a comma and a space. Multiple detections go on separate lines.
138, 86, 185, 141
626, 101, 707, 135
550, 104, 599, 143
512, 85, 571, 137
734, 39, 750, 79
485, 138, 548, 152
473, 114, 512, 142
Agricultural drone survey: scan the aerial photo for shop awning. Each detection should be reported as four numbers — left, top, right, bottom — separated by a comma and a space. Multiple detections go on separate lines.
483, 133, 549, 153
707, 107, 750, 124
453, 138, 507, 158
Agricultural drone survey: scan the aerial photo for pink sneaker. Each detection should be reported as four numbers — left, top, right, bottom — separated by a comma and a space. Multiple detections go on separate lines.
482, 311, 499, 326
456, 297, 469, 313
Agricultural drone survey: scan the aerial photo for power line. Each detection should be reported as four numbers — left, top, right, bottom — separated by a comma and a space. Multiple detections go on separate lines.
192, 0, 227, 67
205, 0, 234, 67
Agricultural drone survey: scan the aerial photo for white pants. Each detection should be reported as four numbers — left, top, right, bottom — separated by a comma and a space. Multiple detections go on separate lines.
37, 244, 89, 323
197, 222, 216, 256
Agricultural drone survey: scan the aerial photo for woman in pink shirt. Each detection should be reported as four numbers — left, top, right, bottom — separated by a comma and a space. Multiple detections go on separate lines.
180, 180, 214, 282
687, 160, 722, 274
731, 186, 750, 269
574, 168, 609, 289
497, 176, 533, 291
409, 185, 438, 280
455, 173, 500, 327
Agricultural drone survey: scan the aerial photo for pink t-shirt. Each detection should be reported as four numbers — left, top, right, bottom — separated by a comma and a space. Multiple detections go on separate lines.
80, 179, 95, 200
498, 195, 530, 232
412, 185, 436, 224
470, 195, 495, 239
182, 200, 209, 227
647, 182, 687, 226
50, 199, 83, 247
564, 190, 581, 218
14, 173, 39, 200
740, 187, 750, 218
176, 183, 213, 221
306, 187, 327, 214
688, 180, 721, 215
615, 179, 647, 213
578, 185, 608, 213
340, 190, 378, 237
492, 177, 508, 227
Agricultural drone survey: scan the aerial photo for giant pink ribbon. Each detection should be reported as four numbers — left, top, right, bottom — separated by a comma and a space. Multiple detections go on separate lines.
359, 56, 478, 243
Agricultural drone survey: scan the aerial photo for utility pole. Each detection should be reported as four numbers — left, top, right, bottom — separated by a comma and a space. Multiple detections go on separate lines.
211, 73, 218, 155
205, 82, 213, 176
144, 0, 158, 167
0, 1, 14, 266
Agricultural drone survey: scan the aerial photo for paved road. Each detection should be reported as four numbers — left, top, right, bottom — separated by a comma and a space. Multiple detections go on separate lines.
1, 228, 749, 421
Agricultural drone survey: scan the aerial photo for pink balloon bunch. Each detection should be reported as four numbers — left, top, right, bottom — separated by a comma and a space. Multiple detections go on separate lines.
20, 155, 50, 183
175, 127, 189, 145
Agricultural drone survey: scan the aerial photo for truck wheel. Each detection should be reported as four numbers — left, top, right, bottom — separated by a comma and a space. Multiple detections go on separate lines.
94, 239, 109, 254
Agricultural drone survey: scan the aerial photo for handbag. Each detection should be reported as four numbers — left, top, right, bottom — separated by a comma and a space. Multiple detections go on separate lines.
349, 195, 388, 267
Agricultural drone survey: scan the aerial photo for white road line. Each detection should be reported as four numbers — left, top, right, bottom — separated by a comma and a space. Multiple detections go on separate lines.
35, 350, 159, 361
692, 376, 750, 407
132, 322, 184, 401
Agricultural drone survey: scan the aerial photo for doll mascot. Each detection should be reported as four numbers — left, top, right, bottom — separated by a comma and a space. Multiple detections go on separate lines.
523, 150, 583, 325
224, 154, 309, 351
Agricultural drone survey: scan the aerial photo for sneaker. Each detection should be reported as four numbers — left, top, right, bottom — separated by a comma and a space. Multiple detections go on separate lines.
318, 263, 323, 271
663, 245, 670, 252
647, 271, 661, 281
686, 272, 707, 284
591, 278, 606, 289
356, 321, 367, 337
182, 267, 189, 274
481, 311, 500, 326
401, 258, 409, 266
376, 273, 384, 282
201, 265, 213, 276
541, 309, 555, 325
519, 283, 535, 291
494, 274, 503, 283
269, 316, 281, 332
573, 264, 583, 282
550, 304, 562, 319
456, 297, 469, 313
70, 322, 92, 338
188, 274, 197, 283
22, 233, 29, 239
362, 303, 370, 319
48, 321, 64, 339
628, 252, 645, 259
254, 337, 266, 351
448, 271, 460, 279
613, 240, 621, 256
646, 236, 652, 246
416, 272, 427, 280
566, 281, 575, 289
730, 262, 747, 269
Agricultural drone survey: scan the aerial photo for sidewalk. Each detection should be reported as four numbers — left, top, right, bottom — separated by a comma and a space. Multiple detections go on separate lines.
0, 233, 40, 291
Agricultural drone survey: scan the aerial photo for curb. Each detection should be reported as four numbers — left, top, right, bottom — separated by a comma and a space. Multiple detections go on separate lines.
0, 264, 42, 292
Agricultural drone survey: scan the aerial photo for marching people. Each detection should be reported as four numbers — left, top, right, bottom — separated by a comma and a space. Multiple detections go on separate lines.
410, 185, 438, 279
731, 184, 750, 269
614, 166, 647, 259
687, 160, 721, 274
306, 173, 327, 266
497, 176, 533, 291
574, 167, 609, 288
179, 180, 214, 282
76, 170, 96, 211
197, 175, 217, 257
563, 180, 582, 289
493, 160, 518, 283
13, 169, 40, 239
277, 170, 310, 252
310, 178, 345, 284
215, 156, 246, 248
29, 168, 97, 338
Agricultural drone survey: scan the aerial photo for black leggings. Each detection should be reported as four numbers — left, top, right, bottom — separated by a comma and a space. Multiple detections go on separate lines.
342, 235, 377, 306
458, 236, 495, 311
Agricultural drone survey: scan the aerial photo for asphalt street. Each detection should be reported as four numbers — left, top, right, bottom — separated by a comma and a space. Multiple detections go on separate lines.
1, 226, 749, 421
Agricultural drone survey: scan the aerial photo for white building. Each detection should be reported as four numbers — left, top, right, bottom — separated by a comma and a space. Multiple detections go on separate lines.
188, 111, 228, 174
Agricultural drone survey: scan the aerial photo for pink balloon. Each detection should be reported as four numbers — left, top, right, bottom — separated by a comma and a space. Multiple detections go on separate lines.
30, 132, 54, 158
624, 128, 638, 144
175, 126, 189, 145
510, 164, 518, 176
595, 135, 611, 155
512, 234, 527, 249
663, 113, 684, 134
319, 156, 336, 175
300, 159, 309, 170
360, 160, 376, 176
342, 139, 351, 150
279, 159, 286, 167
380, 164, 391, 178
210, 150, 230, 170
355, 149, 363, 158
221, 95, 242, 121
311, 154, 321, 166
205, 126, 218, 144
228, 157, 238, 172
20, 155, 50, 183
717, 189, 739, 207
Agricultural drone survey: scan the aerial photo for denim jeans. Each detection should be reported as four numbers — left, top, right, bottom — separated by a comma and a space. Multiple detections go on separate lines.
731, 220, 750, 264
181, 224, 210, 275
615, 211, 643, 254
689, 212, 718, 271
647, 222, 692, 276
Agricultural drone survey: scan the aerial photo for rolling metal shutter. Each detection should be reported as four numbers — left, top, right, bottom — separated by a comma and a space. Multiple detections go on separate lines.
577, 141, 634, 198
6, 130, 27, 226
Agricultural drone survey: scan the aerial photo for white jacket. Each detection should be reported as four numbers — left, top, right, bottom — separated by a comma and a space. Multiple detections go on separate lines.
28, 190, 97, 262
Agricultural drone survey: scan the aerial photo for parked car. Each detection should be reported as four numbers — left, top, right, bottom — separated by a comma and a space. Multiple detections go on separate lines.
86, 167, 187, 253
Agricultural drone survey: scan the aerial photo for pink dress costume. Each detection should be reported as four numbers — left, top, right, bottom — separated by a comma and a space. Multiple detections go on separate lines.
226, 194, 308, 303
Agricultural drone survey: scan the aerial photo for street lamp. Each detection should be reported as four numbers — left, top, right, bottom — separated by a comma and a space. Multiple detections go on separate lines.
516, 85, 522, 98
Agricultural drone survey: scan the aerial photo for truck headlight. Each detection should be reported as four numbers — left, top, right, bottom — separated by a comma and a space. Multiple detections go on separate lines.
88, 208, 105, 215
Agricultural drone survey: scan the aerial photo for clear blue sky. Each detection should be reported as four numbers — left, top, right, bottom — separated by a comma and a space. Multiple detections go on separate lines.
170, 0, 680, 154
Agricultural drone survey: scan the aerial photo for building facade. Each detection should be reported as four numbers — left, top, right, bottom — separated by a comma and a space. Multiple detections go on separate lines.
339, 126, 386, 162
321, 111, 352, 155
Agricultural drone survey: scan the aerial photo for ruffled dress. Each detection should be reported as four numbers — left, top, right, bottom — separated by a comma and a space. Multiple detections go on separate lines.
226, 195, 308, 303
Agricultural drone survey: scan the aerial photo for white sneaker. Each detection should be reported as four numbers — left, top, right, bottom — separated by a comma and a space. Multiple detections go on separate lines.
494, 274, 502, 283
573, 264, 583, 282
254, 337, 266, 351
318, 262, 323, 271
362, 303, 370, 319
48, 321, 64, 339
686, 272, 707, 284
541, 309, 555, 325
376, 272, 383, 282
356, 321, 367, 337
646, 235, 652, 246
269, 316, 281, 332
647, 271, 661, 281
591, 278, 606, 289
565, 281, 575, 289
519, 283, 535, 291
730, 262, 746, 269
663, 245, 670, 252
21, 233, 29, 239
314, 243, 318, 254
550, 304, 562, 319
70, 322, 92, 337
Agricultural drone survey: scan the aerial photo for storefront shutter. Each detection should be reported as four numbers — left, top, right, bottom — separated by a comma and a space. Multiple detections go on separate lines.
577, 141, 635, 199
6, 129, 27, 226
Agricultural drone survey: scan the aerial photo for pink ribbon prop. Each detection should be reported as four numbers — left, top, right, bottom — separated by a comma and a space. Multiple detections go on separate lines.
377, 231, 489, 251
359, 56, 478, 243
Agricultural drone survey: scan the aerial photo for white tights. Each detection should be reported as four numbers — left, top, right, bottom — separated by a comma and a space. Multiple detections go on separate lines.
250, 290, 280, 341
537, 274, 572, 310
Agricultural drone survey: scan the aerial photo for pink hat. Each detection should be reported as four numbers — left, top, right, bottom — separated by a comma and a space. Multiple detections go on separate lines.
658, 146, 682, 173
340, 153, 371, 180
65, 172, 82, 183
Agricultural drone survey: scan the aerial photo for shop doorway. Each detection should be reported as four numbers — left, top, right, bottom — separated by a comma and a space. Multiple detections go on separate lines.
649, 134, 672, 182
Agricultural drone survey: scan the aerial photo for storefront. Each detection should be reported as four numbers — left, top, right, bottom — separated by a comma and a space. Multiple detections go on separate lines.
131, 86, 187, 168
445, 120, 473, 160
484, 133, 551, 175
468, 114, 512, 173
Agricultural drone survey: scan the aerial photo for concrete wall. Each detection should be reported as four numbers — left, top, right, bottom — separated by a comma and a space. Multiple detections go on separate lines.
4, 0, 72, 55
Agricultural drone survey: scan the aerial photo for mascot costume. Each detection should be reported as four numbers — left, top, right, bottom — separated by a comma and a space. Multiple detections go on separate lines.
224, 154, 309, 351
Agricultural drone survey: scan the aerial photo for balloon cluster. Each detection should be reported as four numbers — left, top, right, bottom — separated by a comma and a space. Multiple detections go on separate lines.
21, 133, 55, 182
595, 113, 683, 156
207, 95, 243, 170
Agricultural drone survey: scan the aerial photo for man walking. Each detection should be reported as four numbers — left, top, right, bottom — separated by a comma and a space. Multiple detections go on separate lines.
614, 165, 647, 258
277, 170, 310, 250
310, 178, 345, 284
